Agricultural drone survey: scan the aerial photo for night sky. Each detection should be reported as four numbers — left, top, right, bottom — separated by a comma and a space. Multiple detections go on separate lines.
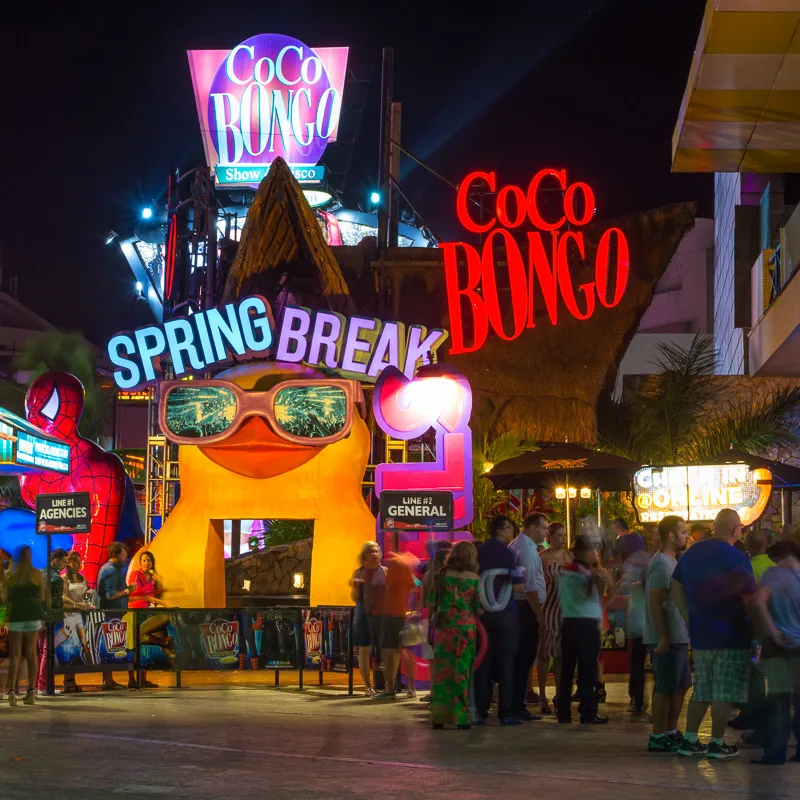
0, 0, 709, 346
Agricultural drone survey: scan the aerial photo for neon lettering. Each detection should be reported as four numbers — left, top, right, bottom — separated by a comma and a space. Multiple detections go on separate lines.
443, 169, 631, 354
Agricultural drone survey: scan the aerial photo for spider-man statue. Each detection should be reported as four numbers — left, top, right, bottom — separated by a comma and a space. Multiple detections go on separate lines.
18, 371, 126, 587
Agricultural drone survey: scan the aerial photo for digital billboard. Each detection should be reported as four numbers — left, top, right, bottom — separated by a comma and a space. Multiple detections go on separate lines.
0, 407, 70, 475
188, 34, 348, 187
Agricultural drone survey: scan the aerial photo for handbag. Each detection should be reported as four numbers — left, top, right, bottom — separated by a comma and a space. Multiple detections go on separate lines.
400, 613, 424, 647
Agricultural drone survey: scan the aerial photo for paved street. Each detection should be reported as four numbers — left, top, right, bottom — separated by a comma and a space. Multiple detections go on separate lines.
1, 682, 799, 800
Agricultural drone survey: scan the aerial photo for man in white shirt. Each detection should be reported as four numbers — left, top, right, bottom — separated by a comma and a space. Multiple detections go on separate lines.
508, 513, 547, 720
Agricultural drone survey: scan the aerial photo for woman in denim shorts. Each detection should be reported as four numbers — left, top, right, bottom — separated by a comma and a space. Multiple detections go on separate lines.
1, 546, 44, 707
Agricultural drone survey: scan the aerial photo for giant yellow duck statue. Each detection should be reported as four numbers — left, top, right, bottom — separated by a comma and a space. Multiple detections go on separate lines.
146, 361, 376, 608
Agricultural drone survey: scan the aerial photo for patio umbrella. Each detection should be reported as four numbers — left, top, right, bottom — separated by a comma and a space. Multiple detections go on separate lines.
486, 443, 640, 492
705, 449, 800, 526
705, 449, 800, 489
486, 444, 640, 544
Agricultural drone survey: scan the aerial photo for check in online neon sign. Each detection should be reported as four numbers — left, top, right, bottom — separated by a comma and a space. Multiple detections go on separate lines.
106, 297, 448, 389
441, 169, 631, 354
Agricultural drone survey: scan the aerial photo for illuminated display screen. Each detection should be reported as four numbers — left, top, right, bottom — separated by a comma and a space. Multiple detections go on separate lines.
164, 386, 237, 439
0, 407, 70, 475
273, 386, 347, 438
633, 464, 772, 525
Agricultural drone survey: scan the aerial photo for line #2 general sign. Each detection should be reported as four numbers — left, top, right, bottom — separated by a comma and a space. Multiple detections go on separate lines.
379, 491, 454, 532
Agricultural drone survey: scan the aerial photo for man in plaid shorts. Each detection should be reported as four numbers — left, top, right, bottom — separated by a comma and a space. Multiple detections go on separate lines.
673, 508, 757, 759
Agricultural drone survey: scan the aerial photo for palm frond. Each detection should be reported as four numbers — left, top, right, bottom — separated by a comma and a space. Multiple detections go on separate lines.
596, 393, 643, 462
633, 334, 719, 463
681, 386, 800, 463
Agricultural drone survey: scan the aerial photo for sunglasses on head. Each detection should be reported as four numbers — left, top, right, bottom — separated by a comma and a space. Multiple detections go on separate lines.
158, 378, 365, 446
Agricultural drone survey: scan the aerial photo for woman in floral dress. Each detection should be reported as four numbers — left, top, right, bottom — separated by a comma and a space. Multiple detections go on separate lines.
426, 541, 482, 729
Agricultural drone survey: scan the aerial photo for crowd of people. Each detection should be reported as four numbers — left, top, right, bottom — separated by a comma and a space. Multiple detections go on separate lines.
0, 542, 165, 705
350, 510, 800, 765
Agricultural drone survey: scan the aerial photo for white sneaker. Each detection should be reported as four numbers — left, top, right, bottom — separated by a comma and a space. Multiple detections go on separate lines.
406, 687, 418, 699
36, 689, 63, 697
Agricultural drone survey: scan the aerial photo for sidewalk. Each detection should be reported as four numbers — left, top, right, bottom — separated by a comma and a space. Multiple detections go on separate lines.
1, 679, 798, 800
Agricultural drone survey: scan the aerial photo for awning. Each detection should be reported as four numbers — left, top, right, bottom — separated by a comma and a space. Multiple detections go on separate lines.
673, 1, 800, 173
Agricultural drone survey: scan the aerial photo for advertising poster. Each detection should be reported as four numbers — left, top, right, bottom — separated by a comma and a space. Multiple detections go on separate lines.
303, 609, 322, 670
260, 609, 300, 669
54, 611, 132, 667
322, 609, 350, 673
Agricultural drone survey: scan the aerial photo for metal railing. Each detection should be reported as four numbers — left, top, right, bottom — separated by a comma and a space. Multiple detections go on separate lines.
40, 606, 354, 695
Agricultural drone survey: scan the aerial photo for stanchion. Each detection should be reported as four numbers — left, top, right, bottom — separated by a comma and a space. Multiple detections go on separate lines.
347, 608, 354, 696
134, 610, 142, 689
297, 608, 304, 691
45, 533, 54, 696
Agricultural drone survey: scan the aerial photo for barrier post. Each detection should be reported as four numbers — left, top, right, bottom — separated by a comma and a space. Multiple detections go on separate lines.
347, 608, 354, 697
134, 610, 142, 689
45, 533, 55, 696
297, 609, 304, 691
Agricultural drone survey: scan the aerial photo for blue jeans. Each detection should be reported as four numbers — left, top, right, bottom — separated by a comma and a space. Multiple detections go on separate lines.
475, 609, 518, 719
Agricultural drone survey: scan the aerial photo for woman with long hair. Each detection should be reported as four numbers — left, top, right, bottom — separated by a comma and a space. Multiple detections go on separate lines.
536, 522, 574, 714
60, 551, 94, 692
1, 546, 44, 706
350, 541, 386, 697
427, 541, 482, 729
128, 550, 173, 687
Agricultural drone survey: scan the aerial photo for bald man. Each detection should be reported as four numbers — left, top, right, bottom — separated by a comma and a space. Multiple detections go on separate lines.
672, 508, 758, 759
747, 529, 776, 585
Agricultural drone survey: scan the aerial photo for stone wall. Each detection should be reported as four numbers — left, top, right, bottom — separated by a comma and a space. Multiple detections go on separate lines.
226, 538, 312, 598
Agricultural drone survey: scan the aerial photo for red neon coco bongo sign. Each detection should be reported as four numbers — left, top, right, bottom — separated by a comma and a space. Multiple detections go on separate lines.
441, 169, 630, 354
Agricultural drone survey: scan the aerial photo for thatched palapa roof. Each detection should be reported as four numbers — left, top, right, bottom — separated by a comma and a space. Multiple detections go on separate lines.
227, 161, 696, 445
223, 158, 354, 314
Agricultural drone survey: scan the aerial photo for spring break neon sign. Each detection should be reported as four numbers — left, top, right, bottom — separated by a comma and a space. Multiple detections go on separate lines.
441, 169, 630, 354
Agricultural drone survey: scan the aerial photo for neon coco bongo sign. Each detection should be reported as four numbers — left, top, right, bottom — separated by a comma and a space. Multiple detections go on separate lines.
441, 169, 631, 354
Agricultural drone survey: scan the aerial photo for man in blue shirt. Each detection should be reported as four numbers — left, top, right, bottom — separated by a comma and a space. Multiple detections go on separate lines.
475, 516, 523, 725
673, 508, 757, 759
508, 513, 547, 721
97, 542, 131, 690
749, 541, 800, 765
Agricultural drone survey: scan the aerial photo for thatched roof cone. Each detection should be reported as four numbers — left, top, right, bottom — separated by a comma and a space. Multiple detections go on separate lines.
448, 202, 697, 445
222, 158, 354, 314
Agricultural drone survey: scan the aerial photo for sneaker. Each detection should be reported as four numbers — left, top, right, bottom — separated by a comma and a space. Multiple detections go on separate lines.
707, 741, 739, 760
406, 687, 417, 699
518, 708, 542, 721
36, 689, 63, 697
648, 734, 680, 753
500, 715, 522, 726
372, 690, 396, 700
8, 692, 17, 708
23, 691, 35, 706
677, 737, 708, 757
580, 714, 609, 725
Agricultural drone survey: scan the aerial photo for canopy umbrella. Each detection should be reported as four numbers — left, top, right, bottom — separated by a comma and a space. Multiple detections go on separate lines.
704, 449, 800, 489
486, 444, 641, 544
705, 449, 800, 527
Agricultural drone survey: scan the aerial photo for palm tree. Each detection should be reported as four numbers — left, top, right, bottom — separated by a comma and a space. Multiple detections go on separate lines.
598, 334, 800, 465
471, 397, 538, 538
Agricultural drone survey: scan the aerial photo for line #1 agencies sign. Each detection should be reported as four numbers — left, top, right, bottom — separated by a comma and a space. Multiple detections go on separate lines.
36, 492, 91, 534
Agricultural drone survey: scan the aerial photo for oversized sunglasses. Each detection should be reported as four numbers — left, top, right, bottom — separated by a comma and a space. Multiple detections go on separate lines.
158, 378, 365, 446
